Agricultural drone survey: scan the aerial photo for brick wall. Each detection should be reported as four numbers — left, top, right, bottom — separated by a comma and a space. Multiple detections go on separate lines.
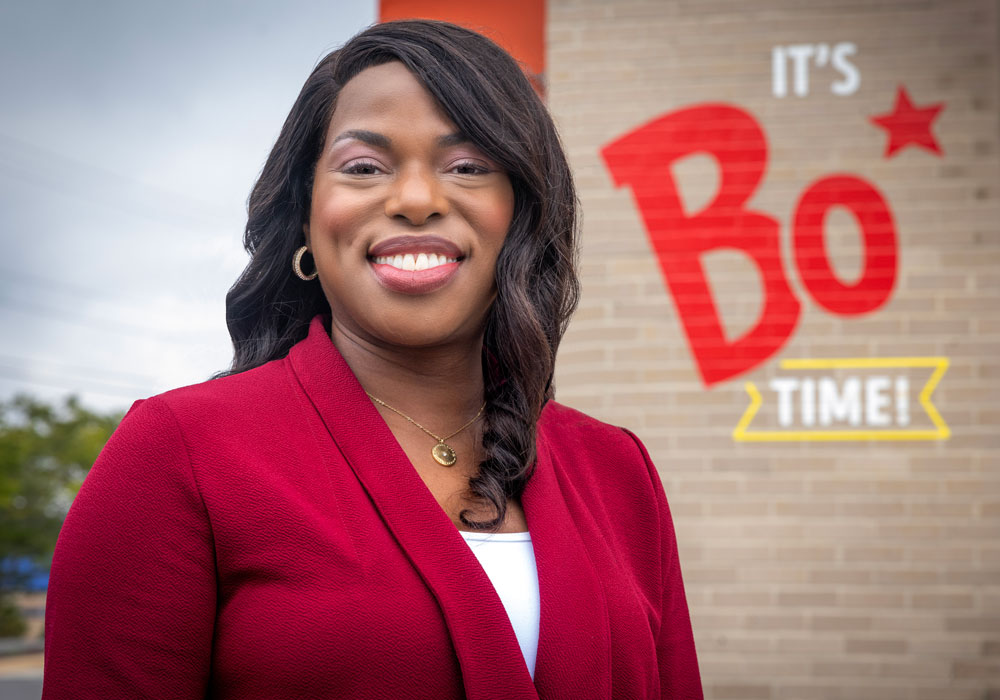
547, 1, 1000, 698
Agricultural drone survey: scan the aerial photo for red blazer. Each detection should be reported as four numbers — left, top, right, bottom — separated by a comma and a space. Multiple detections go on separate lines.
43, 316, 701, 699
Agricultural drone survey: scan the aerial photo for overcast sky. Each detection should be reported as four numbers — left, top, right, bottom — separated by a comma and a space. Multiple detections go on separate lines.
0, 0, 376, 412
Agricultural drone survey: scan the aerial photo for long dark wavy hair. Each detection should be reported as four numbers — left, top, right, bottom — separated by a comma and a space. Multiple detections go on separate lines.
222, 20, 579, 530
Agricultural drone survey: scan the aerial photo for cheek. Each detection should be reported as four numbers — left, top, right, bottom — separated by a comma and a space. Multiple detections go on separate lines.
309, 190, 372, 252
471, 190, 515, 252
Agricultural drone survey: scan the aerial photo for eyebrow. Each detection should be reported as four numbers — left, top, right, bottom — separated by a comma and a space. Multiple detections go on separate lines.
331, 129, 390, 148
436, 133, 471, 148
330, 130, 471, 149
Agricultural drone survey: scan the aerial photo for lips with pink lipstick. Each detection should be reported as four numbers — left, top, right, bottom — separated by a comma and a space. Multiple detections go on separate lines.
367, 235, 463, 295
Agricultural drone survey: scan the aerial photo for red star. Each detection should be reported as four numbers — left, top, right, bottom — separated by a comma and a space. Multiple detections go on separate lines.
870, 86, 945, 158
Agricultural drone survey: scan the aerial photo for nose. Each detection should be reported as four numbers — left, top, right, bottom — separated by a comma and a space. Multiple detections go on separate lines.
384, 165, 449, 225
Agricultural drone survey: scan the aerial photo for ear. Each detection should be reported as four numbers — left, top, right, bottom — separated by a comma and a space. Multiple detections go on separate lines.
302, 221, 311, 249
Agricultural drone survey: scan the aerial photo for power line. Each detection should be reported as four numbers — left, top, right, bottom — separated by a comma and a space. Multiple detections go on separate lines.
0, 294, 213, 345
0, 352, 156, 386
0, 131, 234, 235
0, 365, 155, 401
0, 266, 115, 304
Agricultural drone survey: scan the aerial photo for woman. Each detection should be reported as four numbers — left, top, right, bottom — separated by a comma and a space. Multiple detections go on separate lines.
43, 20, 701, 700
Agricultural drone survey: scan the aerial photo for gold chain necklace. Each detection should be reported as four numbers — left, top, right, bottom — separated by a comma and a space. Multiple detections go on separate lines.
365, 392, 486, 466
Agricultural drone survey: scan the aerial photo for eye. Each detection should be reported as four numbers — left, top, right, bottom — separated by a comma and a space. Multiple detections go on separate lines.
341, 159, 384, 176
448, 160, 491, 176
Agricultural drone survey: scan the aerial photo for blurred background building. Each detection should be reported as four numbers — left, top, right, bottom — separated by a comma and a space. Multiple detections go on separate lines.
1, 1, 998, 698
548, 1, 998, 699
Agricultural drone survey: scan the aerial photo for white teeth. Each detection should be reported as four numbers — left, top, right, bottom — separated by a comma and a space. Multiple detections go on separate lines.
373, 253, 459, 270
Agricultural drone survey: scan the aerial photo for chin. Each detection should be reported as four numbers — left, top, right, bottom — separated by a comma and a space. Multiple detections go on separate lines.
364, 312, 487, 350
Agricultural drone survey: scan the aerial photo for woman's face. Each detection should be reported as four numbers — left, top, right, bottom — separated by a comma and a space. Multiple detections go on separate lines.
305, 61, 515, 350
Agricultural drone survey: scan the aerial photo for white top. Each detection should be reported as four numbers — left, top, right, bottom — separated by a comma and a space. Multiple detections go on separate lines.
459, 530, 540, 680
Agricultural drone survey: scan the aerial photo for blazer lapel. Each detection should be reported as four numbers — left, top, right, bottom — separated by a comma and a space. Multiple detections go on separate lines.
525, 428, 612, 699
289, 317, 538, 700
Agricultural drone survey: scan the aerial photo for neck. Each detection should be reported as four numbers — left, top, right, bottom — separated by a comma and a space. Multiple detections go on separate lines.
329, 320, 487, 423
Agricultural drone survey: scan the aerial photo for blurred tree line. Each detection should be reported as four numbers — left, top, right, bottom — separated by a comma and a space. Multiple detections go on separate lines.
0, 394, 122, 637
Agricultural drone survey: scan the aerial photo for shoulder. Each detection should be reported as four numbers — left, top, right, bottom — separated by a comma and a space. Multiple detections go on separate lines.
80, 369, 296, 509
152, 358, 292, 419
538, 400, 646, 458
111, 357, 297, 456
129, 356, 298, 428
537, 400, 658, 490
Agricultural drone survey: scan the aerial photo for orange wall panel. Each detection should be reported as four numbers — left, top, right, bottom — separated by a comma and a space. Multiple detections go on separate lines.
379, 0, 545, 88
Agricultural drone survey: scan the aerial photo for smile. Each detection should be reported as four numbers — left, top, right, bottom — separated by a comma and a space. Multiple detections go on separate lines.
372, 253, 459, 271
368, 255, 461, 295
366, 235, 465, 294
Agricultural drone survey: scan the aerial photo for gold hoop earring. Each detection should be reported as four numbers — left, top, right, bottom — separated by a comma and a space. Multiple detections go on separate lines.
292, 246, 318, 281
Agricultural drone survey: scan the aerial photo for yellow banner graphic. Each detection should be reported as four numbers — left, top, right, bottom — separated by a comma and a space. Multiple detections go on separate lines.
732, 357, 950, 442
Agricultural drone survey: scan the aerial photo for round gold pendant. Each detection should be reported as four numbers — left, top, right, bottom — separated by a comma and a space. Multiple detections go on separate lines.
432, 442, 457, 466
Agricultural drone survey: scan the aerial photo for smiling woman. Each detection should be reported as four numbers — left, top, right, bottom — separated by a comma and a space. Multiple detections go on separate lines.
306, 61, 515, 351
41, 19, 702, 700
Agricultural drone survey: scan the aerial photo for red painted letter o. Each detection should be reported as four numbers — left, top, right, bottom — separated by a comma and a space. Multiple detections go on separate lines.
793, 175, 897, 315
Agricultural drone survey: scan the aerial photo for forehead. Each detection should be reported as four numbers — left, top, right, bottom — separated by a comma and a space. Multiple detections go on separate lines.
327, 61, 457, 137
